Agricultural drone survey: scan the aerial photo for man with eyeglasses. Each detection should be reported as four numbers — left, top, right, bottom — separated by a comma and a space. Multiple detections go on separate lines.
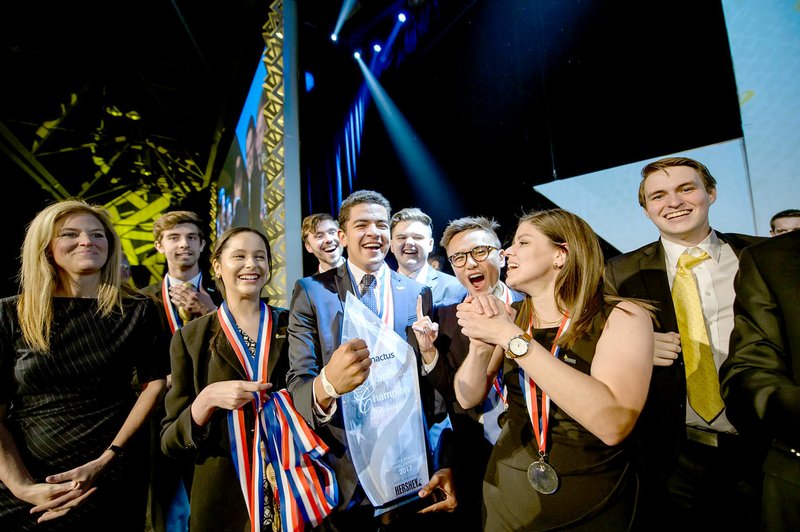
419, 216, 524, 530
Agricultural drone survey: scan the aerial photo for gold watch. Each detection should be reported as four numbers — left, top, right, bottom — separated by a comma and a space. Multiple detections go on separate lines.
505, 333, 532, 359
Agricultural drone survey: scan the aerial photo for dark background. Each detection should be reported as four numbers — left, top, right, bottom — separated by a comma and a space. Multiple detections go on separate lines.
1, 0, 741, 289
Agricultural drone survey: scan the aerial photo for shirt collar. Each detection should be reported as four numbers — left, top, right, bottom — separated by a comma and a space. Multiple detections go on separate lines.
410, 262, 430, 282
661, 229, 721, 268
167, 271, 202, 289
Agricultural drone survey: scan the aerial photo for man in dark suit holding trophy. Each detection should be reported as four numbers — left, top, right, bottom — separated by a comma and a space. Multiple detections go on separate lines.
287, 190, 456, 529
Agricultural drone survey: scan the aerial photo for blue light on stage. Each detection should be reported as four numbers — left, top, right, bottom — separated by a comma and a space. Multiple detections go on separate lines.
373, 44, 382, 53
353, 50, 361, 59
330, 33, 338, 42
398, 13, 407, 23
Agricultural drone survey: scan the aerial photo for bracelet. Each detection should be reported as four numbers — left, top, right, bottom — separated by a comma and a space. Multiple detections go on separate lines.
107, 444, 125, 458
319, 367, 342, 399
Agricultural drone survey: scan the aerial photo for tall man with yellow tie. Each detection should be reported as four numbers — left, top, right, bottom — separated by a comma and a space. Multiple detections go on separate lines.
605, 157, 763, 530
144, 210, 222, 532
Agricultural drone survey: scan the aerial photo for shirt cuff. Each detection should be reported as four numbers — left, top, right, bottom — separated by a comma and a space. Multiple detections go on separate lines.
312, 379, 337, 423
421, 351, 439, 375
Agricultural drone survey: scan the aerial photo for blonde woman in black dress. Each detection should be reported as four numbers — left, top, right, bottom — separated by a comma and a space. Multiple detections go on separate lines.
0, 199, 169, 530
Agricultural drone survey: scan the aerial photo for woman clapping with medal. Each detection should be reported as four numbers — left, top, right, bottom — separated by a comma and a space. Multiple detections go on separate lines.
454, 209, 653, 531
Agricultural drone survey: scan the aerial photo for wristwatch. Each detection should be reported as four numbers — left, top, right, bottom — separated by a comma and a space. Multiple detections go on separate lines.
506, 333, 532, 359
319, 366, 342, 399
107, 444, 125, 458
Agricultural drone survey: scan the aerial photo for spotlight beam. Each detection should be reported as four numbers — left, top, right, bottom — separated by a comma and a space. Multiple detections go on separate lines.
353, 55, 457, 220
332, 0, 358, 42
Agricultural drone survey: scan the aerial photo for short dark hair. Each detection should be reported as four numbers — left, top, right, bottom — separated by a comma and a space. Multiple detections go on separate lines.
638, 157, 717, 207
390, 207, 432, 235
770, 209, 800, 231
338, 190, 391, 228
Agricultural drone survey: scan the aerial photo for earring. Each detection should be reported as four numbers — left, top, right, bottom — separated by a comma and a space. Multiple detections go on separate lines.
553, 262, 562, 270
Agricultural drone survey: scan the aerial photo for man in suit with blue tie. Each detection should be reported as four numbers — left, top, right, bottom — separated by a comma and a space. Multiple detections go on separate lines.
287, 190, 456, 529
390, 207, 467, 307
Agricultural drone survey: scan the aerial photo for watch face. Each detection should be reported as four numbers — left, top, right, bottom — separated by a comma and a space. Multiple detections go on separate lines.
510, 336, 529, 356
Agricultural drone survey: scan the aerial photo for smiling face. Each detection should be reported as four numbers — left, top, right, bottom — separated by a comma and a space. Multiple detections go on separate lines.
390, 220, 434, 276
304, 218, 343, 270
155, 223, 206, 276
50, 212, 109, 279
446, 228, 503, 296
642, 165, 716, 246
212, 231, 269, 300
504, 221, 564, 294
340, 203, 391, 273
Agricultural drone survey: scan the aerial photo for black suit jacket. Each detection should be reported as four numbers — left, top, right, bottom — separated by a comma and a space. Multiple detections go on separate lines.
604, 231, 763, 476
721, 230, 800, 488
160, 305, 290, 532
286, 263, 435, 510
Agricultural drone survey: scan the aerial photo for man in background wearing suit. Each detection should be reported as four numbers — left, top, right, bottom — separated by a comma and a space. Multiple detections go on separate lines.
721, 229, 800, 531
390, 207, 467, 306
768, 208, 800, 237
302, 212, 345, 274
144, 210, 222, 532
287, 190, 456, 530
605, 157, 763, 529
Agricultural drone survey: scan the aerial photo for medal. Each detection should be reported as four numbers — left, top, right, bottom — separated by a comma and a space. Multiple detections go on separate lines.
519, 313, 571, 496
527, 458, 559, 494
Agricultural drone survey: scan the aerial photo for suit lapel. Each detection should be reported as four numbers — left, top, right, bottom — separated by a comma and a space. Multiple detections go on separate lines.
267, 306, 285, 380
390, 270, 410, 337
211, 316, 249, 380
639, 241, 678, 331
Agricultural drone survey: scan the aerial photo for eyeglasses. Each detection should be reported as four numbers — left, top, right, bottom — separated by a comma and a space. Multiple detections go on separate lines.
448, 245, 497, 268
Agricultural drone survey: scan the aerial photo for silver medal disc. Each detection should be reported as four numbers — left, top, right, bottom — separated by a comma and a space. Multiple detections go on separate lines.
527, 460, 559, 494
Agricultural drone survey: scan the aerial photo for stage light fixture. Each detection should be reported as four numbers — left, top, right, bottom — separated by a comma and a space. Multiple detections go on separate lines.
330, 33, 338, 42
373, 44, 382, 53
398, 13, 407, 23
353, 51, 361, 59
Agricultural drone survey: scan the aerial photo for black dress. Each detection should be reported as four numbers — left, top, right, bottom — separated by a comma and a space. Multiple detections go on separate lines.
0, 296, 170, 531
483, 305, 638, 531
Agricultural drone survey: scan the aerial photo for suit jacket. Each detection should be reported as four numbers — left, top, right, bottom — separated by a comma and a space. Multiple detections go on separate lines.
423, 267, 467, 307
720, 230, 800, 489
286, 263, 434, 510
604, 231, 763, 475
160, 304, 290, 532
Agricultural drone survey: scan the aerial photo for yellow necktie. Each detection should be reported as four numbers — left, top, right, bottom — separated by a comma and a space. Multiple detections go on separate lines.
178, 281, 194, 323
672, 250, 724, 423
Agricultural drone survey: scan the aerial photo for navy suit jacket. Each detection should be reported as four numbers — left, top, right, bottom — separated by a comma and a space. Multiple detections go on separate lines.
422, 267, 467, 307
604, 231, 763, 477
286, 263, 434, 510
721, 230, 800, 492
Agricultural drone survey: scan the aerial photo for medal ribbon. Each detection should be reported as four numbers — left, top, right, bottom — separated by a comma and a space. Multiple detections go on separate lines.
161, 274, 208, 333
518, 313, 571, 460
220, 303, 337, 531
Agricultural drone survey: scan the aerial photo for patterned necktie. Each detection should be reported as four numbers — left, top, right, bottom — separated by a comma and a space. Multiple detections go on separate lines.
178, 281, 195, 323
671, 250, 724, 423
360, 274, 379, 316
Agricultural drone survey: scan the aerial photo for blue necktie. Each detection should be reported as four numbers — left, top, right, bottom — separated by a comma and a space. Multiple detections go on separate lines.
360, 274, 378, 315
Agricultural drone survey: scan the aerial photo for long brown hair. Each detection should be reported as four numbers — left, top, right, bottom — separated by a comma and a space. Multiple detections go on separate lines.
512, 209, 651, 349
18, 199, 126, 351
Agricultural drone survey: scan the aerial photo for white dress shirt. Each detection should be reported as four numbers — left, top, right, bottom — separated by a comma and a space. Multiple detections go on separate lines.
661, 231, 738, 433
